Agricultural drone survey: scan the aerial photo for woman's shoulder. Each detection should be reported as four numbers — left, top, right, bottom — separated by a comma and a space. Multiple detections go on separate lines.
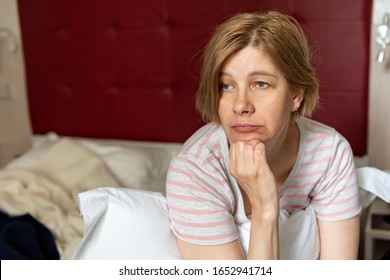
297, 117, 354, 167
299, 117, 336, 136
298, 117, 350, 146
175, 122, 226, 161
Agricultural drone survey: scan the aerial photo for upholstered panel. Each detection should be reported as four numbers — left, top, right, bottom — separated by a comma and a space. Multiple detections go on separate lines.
16, 0, 260, 143
18, 0, 371, 154
294, 0, 371, 156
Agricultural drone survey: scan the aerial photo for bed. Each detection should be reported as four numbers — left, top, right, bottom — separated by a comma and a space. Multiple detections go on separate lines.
0, 132, 182, 259
2, 0, 387, 260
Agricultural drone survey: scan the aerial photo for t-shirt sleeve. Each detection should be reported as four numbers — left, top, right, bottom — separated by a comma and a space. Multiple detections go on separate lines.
166, 155, 238, 245
311, 132, 361, 221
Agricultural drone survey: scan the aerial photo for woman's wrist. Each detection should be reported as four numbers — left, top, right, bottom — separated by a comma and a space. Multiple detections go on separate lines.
251, 205, 279, 223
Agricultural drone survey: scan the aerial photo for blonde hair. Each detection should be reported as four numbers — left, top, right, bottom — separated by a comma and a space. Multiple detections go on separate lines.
195, 11, 319, 123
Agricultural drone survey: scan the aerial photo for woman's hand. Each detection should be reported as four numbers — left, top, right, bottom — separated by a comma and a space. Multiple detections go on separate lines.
229, 139, 280, 259
229, 139, 279, 217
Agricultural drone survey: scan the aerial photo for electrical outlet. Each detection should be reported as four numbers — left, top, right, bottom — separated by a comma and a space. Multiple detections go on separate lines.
0, 83, 10, 100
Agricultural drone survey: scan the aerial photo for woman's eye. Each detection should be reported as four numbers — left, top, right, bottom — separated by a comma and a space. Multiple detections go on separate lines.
254, 81, 269, 89
221, 83, 233, 91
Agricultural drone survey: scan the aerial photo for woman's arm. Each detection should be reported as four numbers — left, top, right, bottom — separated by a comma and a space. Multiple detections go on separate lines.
176, 238, 245, 260
175, 140, 280, 260
230, 140, 280, 259
176, 215, 279, 260
318, 215, 360, 259
172, 141, 279, 259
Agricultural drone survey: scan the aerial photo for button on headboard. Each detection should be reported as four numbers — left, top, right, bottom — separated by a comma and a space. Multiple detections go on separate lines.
18, 0, 371, 155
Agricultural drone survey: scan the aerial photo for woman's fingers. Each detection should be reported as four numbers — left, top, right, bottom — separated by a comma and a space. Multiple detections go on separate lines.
229, 140, 278, 203
230, 140, 265, 178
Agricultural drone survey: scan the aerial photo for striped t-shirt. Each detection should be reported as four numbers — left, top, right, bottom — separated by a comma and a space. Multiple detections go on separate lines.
166, 118, 361, 245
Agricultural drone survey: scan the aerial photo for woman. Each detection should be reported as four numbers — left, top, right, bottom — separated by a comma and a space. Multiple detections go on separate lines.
166, 11, 361, 259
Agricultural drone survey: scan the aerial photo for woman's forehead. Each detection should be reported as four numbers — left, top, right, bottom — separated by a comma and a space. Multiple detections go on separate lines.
219, 46, 282, 79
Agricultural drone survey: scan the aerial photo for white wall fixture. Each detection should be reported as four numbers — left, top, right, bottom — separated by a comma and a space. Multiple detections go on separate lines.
375, 12, 390, 63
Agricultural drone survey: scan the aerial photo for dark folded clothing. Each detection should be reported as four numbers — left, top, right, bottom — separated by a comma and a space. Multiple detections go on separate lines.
0, 212, 59, 260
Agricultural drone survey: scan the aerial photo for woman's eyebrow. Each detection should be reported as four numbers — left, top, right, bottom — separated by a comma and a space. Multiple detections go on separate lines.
218, 71, 278, 78
248, 71, 278, 78
218, 71, 231, 77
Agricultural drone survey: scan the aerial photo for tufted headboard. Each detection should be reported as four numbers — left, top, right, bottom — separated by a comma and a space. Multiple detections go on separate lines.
17, 0, 371, 155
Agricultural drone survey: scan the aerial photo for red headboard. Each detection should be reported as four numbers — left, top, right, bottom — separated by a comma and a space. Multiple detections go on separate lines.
17, 0, 371, 155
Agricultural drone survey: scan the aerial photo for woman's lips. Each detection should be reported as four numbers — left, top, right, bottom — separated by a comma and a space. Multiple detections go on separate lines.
231, 124, 261, 132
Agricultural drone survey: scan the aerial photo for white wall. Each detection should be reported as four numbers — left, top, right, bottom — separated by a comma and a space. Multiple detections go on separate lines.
368, 0, 390, 171
0, 0, 32, 166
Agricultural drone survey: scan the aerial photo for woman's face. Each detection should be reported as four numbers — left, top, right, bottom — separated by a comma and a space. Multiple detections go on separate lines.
218, 45, 302, 146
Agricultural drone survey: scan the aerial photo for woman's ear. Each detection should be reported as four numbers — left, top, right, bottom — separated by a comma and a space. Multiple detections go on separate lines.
291, 88, 304, 112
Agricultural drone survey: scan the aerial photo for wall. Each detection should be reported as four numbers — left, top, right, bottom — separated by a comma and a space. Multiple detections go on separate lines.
368, 0, 390, 170
0, 0, 32, 166
2, 0, 383, 167
17, 0, 371, 154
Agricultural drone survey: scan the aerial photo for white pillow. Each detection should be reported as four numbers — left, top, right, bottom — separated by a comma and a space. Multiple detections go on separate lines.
78, 140, 181, 193
72, 187, 181, 260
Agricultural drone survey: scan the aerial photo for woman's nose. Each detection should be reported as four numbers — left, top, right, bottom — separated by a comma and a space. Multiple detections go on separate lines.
232, 90, 254, 116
